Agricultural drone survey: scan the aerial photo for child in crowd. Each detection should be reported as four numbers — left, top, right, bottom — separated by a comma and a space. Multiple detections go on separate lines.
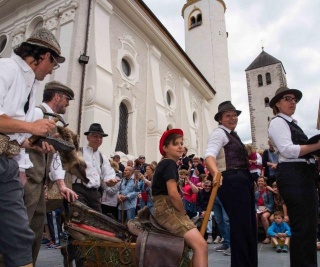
267, 211, 291, 253
179, 169, 199, 219
152, 129, 208, 267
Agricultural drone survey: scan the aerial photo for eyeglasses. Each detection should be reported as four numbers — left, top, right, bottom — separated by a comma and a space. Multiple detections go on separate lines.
59, 93, 71, 101
282, 96, 299, 104
51, 54, 60, 70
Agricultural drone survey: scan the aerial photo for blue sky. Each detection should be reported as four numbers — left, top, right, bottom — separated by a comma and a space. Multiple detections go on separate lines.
143, 0, 320, 143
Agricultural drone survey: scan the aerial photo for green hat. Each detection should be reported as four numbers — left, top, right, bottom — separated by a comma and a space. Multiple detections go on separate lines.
44, 81, 74, 100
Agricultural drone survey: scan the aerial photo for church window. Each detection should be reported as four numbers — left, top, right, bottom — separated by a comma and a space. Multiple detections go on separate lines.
115, 102, 128, 154
258, 74, 263, 87
266, 73, 271, 85
193, 111, 199, 127
26, 16, 44, 38
197, 14, 202, 24
121, 58, 131, 77
0, 35, 7, 55
166, 91, 171, 106
190, 16, 196, 27
189, 10, 202, 29
264, 97, 270, 107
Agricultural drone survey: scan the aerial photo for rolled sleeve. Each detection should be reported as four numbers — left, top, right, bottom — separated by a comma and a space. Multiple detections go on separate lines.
49, 153, 66, 181
268, 117, 300, 159
204, 127, 228, 159
102, 155, 116, 181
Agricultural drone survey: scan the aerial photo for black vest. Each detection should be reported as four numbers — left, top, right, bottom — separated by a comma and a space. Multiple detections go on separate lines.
277, 116, 312, 160
222, 129, 249, 170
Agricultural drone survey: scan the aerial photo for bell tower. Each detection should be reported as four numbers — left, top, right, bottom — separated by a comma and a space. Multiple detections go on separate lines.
245, 48, 287, 149
182, 0, 231, 104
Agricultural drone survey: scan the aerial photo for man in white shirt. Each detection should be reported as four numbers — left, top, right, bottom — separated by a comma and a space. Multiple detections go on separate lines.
0, 28, 64, 267
24, 81, 78, 263
72, 123, 117, 212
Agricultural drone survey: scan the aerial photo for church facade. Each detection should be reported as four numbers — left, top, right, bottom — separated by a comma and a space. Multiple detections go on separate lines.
0, 0, 231, 160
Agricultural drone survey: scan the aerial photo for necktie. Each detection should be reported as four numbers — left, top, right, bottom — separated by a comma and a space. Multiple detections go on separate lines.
24, 93, 31, 114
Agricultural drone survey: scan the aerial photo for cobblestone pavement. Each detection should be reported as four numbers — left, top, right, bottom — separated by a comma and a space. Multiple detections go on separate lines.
36, 240, 320, 267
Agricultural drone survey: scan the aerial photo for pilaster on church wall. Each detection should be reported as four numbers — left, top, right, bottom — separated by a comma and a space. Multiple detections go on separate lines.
11, 26, 26, 49
145, 45, 168, 161
81, 0, 114, 155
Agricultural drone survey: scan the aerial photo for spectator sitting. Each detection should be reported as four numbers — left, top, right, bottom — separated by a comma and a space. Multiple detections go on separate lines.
267, 211, 291, 253
188, 155, 205, 185
179, 169, 199, 219
255, 176, 274, 244
196, 173, 207, 189
196, 180, 214, 243
246, 144, 263, 183
266, 181, 289, 223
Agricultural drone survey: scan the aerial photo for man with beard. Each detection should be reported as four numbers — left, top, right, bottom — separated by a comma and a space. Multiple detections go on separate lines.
24, 81, 78, 262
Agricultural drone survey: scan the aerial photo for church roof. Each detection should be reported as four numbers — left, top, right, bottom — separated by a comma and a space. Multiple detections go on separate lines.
245, 50, 282, 71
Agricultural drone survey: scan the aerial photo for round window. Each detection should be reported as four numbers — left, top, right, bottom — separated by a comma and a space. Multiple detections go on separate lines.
121, 58, 131, 77
0, 35, 7, 54
193, 111, 198, 125
166, 91, 171, 106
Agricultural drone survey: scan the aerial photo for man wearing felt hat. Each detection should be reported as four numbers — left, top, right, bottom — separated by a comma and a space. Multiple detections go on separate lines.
24, 80, 78, 263
0, 27, 65, 267
71, 123, 117, 212
204, 100, 258, 266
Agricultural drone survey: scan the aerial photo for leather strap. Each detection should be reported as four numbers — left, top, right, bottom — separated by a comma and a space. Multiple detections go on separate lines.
139, 231, 148, 267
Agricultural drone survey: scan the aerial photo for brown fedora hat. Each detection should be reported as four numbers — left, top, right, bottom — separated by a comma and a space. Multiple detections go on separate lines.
269, 86, 302, 108
214, 101, 241, 122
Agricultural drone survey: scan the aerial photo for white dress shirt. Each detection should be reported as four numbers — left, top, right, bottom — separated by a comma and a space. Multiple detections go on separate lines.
204, 125, 232, 159
0, 54, 39, 168
268, 113, 301, 162
33, 102, 66, 181
72, 146, 116, 188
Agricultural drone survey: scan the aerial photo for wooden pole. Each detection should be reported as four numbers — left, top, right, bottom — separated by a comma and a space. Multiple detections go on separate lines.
200, 172, 221, 236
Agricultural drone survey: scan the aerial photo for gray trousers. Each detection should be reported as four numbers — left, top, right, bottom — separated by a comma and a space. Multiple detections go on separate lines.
24, 178, 46, 265
0, 155, 34, 266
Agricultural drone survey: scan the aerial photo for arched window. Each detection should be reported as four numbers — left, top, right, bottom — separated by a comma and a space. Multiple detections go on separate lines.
264, 97, 270, 107
189, 10, 202, 29
266, 73, 271, 85
115, 102, 128, 154
190, 16, 196, 27
258, 74, 263, 87
197, 14, 202, 25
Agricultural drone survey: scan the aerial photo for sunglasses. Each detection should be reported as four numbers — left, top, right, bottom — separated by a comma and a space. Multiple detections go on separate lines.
139, 157, 145, 159
282, 96, 299, 104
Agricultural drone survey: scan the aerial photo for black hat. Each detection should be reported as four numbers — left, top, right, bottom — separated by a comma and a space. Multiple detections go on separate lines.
214, 101, 242, 122
84, 123, 108, 137
269, 86, 302, 108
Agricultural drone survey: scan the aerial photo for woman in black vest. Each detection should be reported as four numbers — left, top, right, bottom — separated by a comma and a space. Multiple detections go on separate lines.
204, 101, 257, 267
268, 87, 320, 267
